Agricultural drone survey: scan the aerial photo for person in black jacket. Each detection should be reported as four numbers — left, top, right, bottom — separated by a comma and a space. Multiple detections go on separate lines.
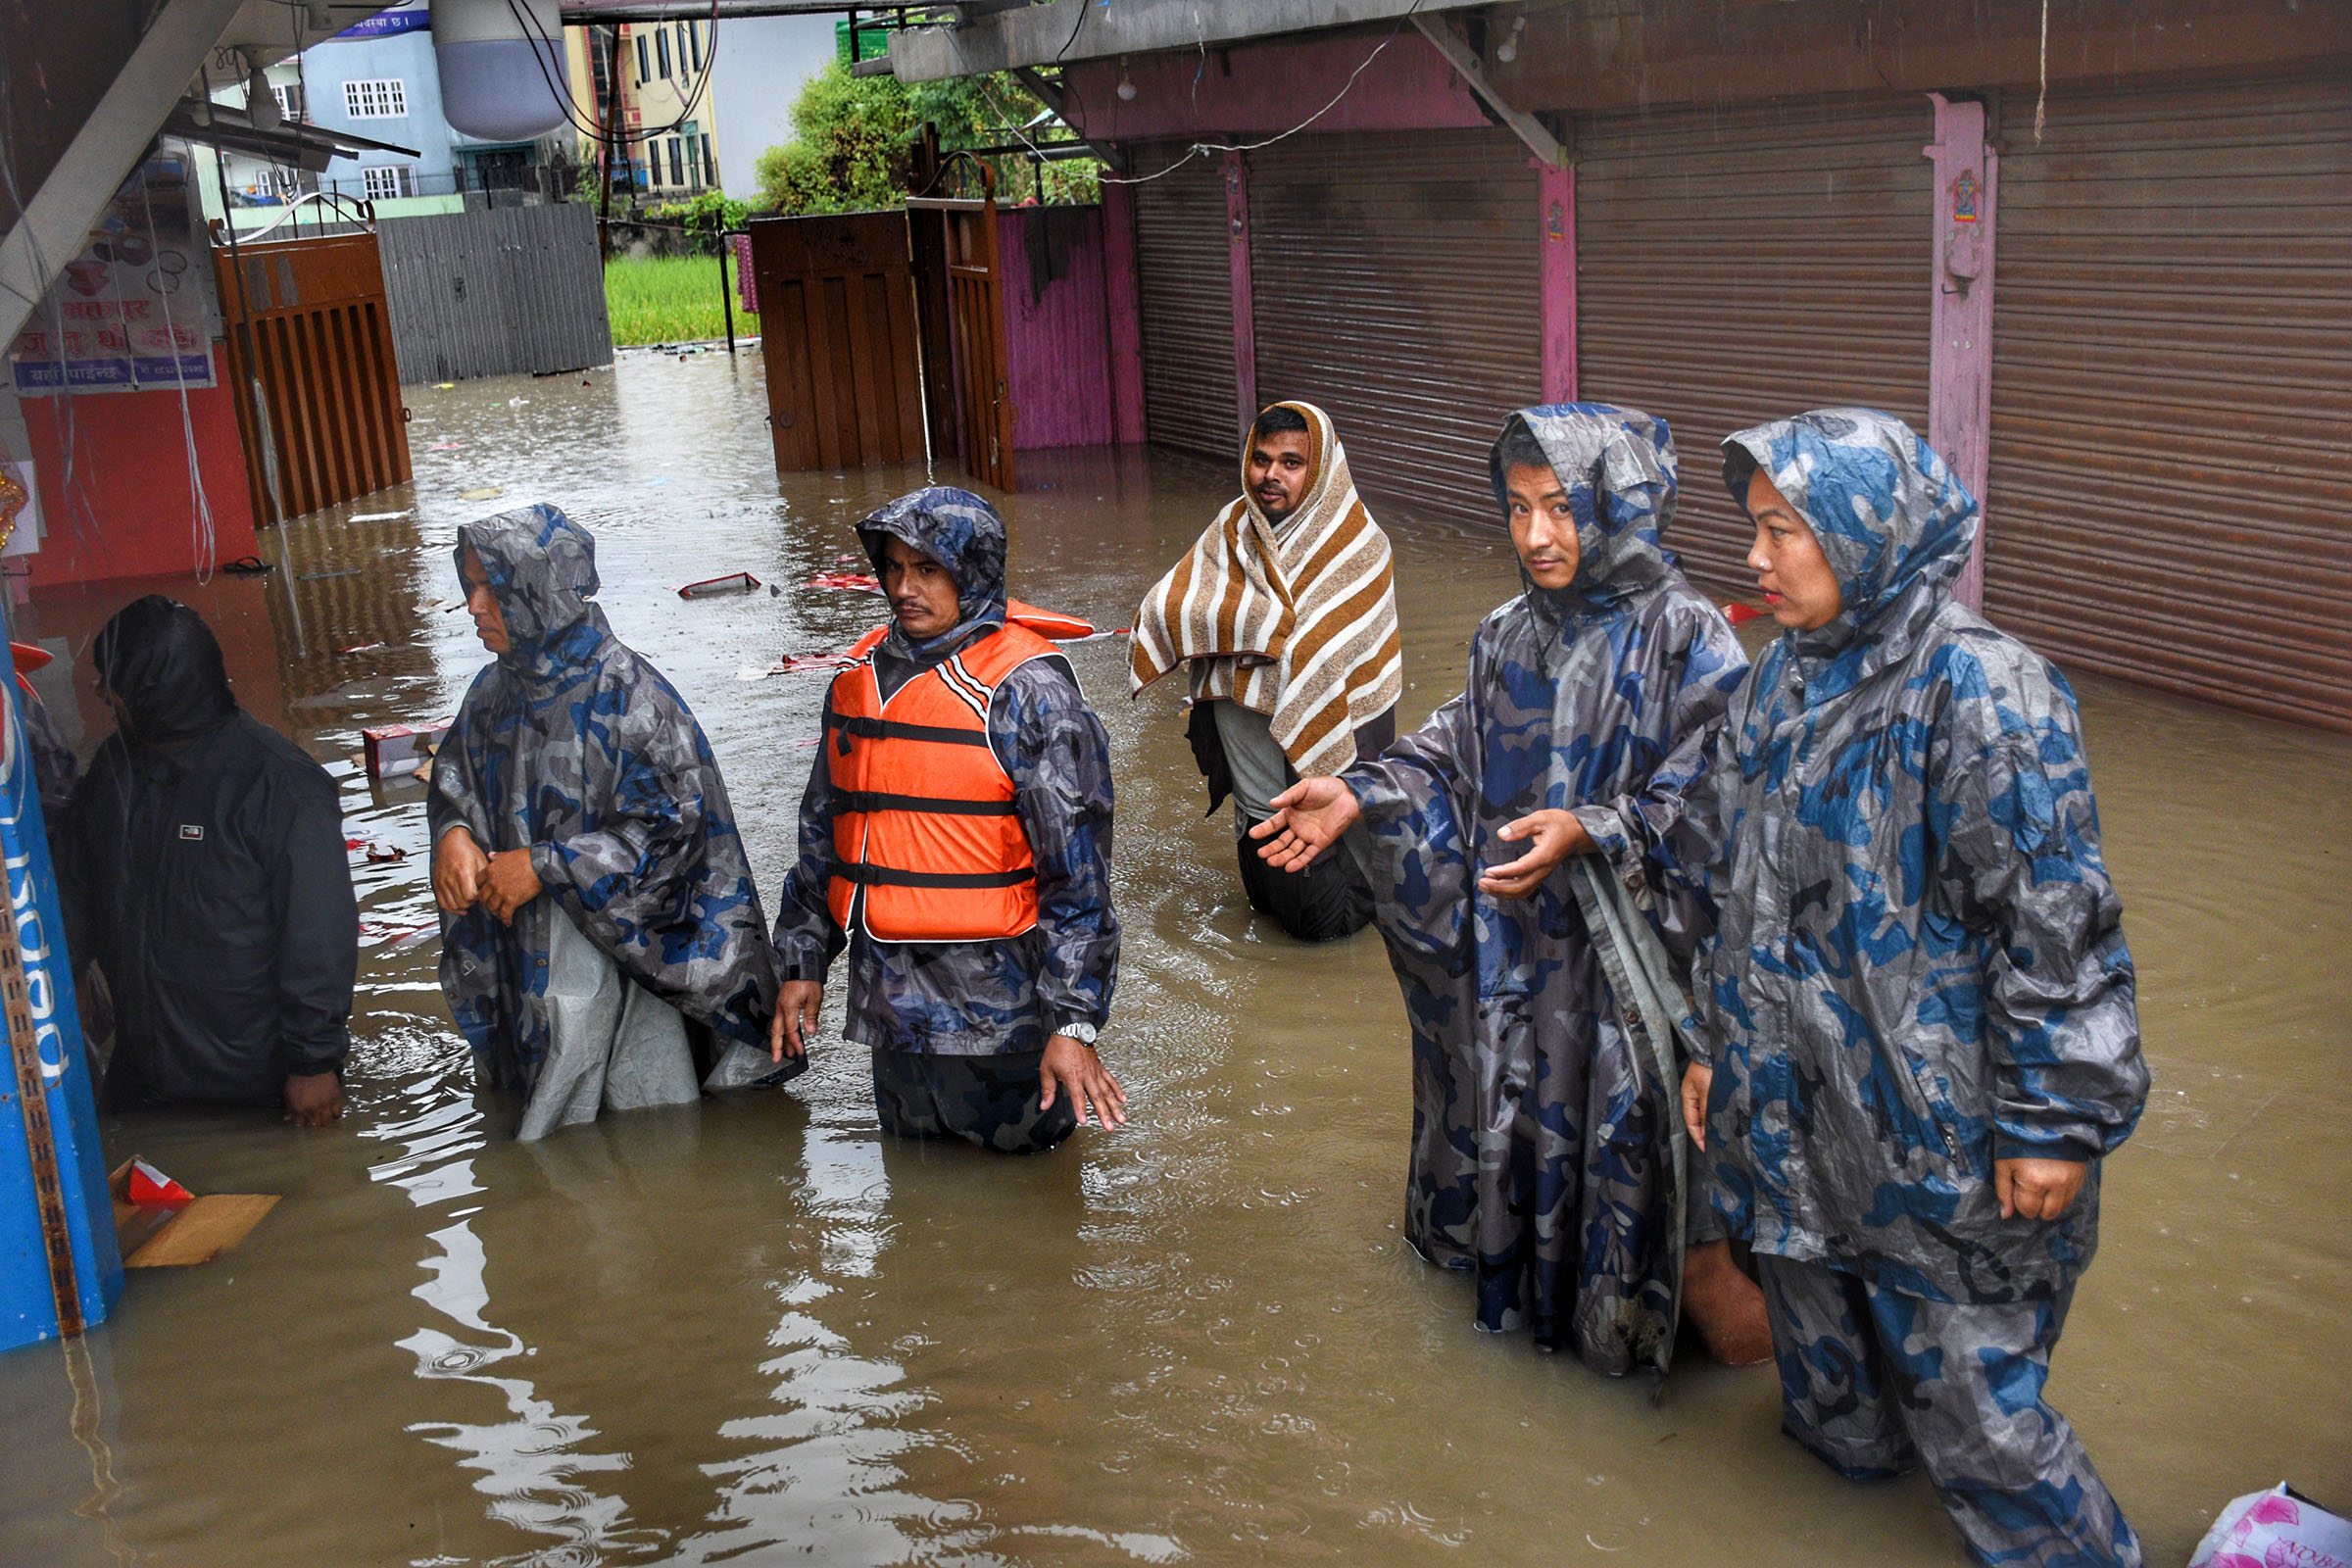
66, 597, 356, 1125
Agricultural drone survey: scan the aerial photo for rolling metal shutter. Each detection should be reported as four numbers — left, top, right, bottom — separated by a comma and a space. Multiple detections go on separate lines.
1984, 69, 2351, 732
1132, 145, 1238, 461
1247, 128, 1541, 530
1576, 95, 1935, 595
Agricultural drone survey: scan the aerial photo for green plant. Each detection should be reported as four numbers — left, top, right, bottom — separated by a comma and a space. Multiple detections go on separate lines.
603, 255, 755, 346
752, 61, 1102, 215
650, 189, 754, 251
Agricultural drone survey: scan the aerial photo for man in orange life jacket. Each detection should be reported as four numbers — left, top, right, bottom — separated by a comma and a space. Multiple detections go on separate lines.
770, 488, 1125, 1152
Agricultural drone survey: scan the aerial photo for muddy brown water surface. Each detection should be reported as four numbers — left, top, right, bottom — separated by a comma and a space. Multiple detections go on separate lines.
2, 352, 2345, 1567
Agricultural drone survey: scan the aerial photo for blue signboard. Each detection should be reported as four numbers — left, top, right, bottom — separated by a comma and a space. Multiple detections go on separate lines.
339, 1, 429, 40
0, 677, 122, 1352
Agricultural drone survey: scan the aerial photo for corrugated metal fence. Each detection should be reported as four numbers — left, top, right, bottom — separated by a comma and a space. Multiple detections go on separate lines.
376, 204, 612, 385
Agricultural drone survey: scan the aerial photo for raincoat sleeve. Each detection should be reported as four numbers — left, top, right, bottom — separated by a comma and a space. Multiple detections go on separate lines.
772, 690, 848, 983
998, 660, 1119, 1038
1937, 669, 2147, 1163
1342, 653, 1483, 967
271, 765, 359, 1077
1565, 599, 1748, 961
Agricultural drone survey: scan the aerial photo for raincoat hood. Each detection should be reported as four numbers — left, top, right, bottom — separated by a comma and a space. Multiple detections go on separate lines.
857, 487, 1008, 633
1720, 408, 1979, 657
1492, 404, 1677, 615
93, 595, 237, 744
454, 504, 611, 676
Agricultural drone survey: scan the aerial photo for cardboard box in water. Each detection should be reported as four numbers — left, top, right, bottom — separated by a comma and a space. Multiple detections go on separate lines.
363, 720, 451, 779
108, 1158, 278, 1268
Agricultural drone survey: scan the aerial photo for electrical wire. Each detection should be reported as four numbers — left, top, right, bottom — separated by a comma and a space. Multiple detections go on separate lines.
505, 0, 720, 152
1024, 0, 1429, 187
135, 171, 218, 583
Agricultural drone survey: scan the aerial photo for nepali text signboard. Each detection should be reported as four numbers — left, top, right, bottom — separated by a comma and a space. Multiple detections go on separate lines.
8, 150, 220, 396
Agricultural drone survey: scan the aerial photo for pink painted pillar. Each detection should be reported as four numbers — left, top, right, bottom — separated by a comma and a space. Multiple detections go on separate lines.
1224, 150, 1258, 439
1924, 93, 1998, 610
1099, 181, 1148, 445
1539, 161, 1577, 404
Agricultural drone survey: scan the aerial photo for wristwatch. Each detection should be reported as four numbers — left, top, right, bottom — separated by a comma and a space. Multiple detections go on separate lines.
1056, 1020, 1100, 1047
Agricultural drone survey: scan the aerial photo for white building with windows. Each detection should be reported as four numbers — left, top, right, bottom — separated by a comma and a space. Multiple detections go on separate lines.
199, 1, 579, 229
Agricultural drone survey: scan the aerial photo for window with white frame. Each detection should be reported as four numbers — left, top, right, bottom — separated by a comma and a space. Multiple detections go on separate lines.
271, 81, 307, 122
361, 164, 414, 200
344, 78, 407, 119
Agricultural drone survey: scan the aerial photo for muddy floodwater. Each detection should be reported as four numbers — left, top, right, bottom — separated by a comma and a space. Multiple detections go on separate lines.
2, 351, 2345, 1567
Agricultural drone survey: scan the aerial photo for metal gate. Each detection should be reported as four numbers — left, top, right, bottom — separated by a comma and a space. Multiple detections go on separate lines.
213, 229, 413, 524
907, 195, 1015, 493
376, 203, 612, 384
747, 211, 926, 471
1984, 68, 2352, 732
1132, 146, 1238, 462
1576, 94, 1935, 594
1249, 128, 1541, 529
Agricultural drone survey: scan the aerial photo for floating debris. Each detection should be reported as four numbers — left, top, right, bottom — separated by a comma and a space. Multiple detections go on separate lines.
679, 571, 761, 599
348, 510, 412, 523
460, 486, 506, 502
805, 571, 879, 592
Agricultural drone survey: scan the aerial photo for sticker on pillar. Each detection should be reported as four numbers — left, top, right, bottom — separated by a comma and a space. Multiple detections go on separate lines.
1546, 201, 1566, 241
1952, 169, 1981, 222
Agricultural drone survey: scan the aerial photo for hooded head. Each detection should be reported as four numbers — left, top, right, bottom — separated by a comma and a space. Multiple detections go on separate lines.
1489, 403, 1677, 613
92, 595, 237, 745
453, 504, 609, 673
856, 487, 1007, 635
1721, 409, 1978, 653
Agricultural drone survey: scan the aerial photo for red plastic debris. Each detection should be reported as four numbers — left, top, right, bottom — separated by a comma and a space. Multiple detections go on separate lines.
678, 571, 762, 599
1723, 602, 1768, 627
804, 571, 880, 592
128, 1158, 195, 1207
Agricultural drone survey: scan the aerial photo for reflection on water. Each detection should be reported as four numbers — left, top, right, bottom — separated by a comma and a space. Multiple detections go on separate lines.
1, 349, 2344, 1567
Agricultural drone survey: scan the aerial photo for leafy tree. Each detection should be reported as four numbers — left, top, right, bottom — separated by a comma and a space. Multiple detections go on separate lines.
753, 61, 1101, 214
650, 189, 754, 251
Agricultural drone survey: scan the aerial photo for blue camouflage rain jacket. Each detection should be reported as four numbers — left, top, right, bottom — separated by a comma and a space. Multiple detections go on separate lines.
772, 488, 1119, 1054
1690, 409, 2148, 1303
1345, 406, 1748, 1373
430, 505, 780, 1090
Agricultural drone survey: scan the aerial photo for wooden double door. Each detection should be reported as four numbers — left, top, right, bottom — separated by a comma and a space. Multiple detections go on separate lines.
748, 198, 1014, 492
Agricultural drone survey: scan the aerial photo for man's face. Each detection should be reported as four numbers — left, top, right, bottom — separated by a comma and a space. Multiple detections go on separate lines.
1246, 427, 1313, 523
460, 545, 512, 654
1743, 468, 1843, 630
880, 534, 960, 640
1503, 463, 1581, 590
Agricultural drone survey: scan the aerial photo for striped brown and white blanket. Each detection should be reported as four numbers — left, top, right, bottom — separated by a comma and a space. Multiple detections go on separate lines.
1129, 402, 1402, 778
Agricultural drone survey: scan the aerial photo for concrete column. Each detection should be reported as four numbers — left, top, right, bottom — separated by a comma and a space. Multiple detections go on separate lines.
1099, 179, 1148, 445
1539, 161, 1577, 404
1223, 149, 1257, 439
1924, 92, 1998, 611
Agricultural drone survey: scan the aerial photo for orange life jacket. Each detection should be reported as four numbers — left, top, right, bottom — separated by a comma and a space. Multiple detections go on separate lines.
825, 618, 1065, 943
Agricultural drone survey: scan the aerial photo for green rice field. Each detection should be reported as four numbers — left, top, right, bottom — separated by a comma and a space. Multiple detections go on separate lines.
603, 254, 758, 346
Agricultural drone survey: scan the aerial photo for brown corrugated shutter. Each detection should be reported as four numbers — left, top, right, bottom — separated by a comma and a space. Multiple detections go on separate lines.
1247, 128, 1540, 529
1985, 68, 2351, 732
1576, 95, 1935, 594
1132, 145, 1237, 461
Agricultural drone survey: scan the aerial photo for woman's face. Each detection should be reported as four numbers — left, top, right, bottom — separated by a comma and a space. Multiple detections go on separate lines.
1742, 468, 1842, 631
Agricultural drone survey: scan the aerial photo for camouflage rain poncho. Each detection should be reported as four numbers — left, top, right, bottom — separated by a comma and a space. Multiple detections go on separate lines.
430, 506, 780, 1105
1690, 409, 2148, 1302
1344, 405, 1748, 1374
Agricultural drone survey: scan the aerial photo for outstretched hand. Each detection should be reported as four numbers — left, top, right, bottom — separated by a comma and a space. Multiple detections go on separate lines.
1249, 777, 1360, 872
1039, 1035, 1127, 1128
1478, 808, 1592, 899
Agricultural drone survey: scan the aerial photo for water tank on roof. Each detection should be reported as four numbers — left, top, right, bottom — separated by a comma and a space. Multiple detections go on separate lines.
434, 0, 568, 142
